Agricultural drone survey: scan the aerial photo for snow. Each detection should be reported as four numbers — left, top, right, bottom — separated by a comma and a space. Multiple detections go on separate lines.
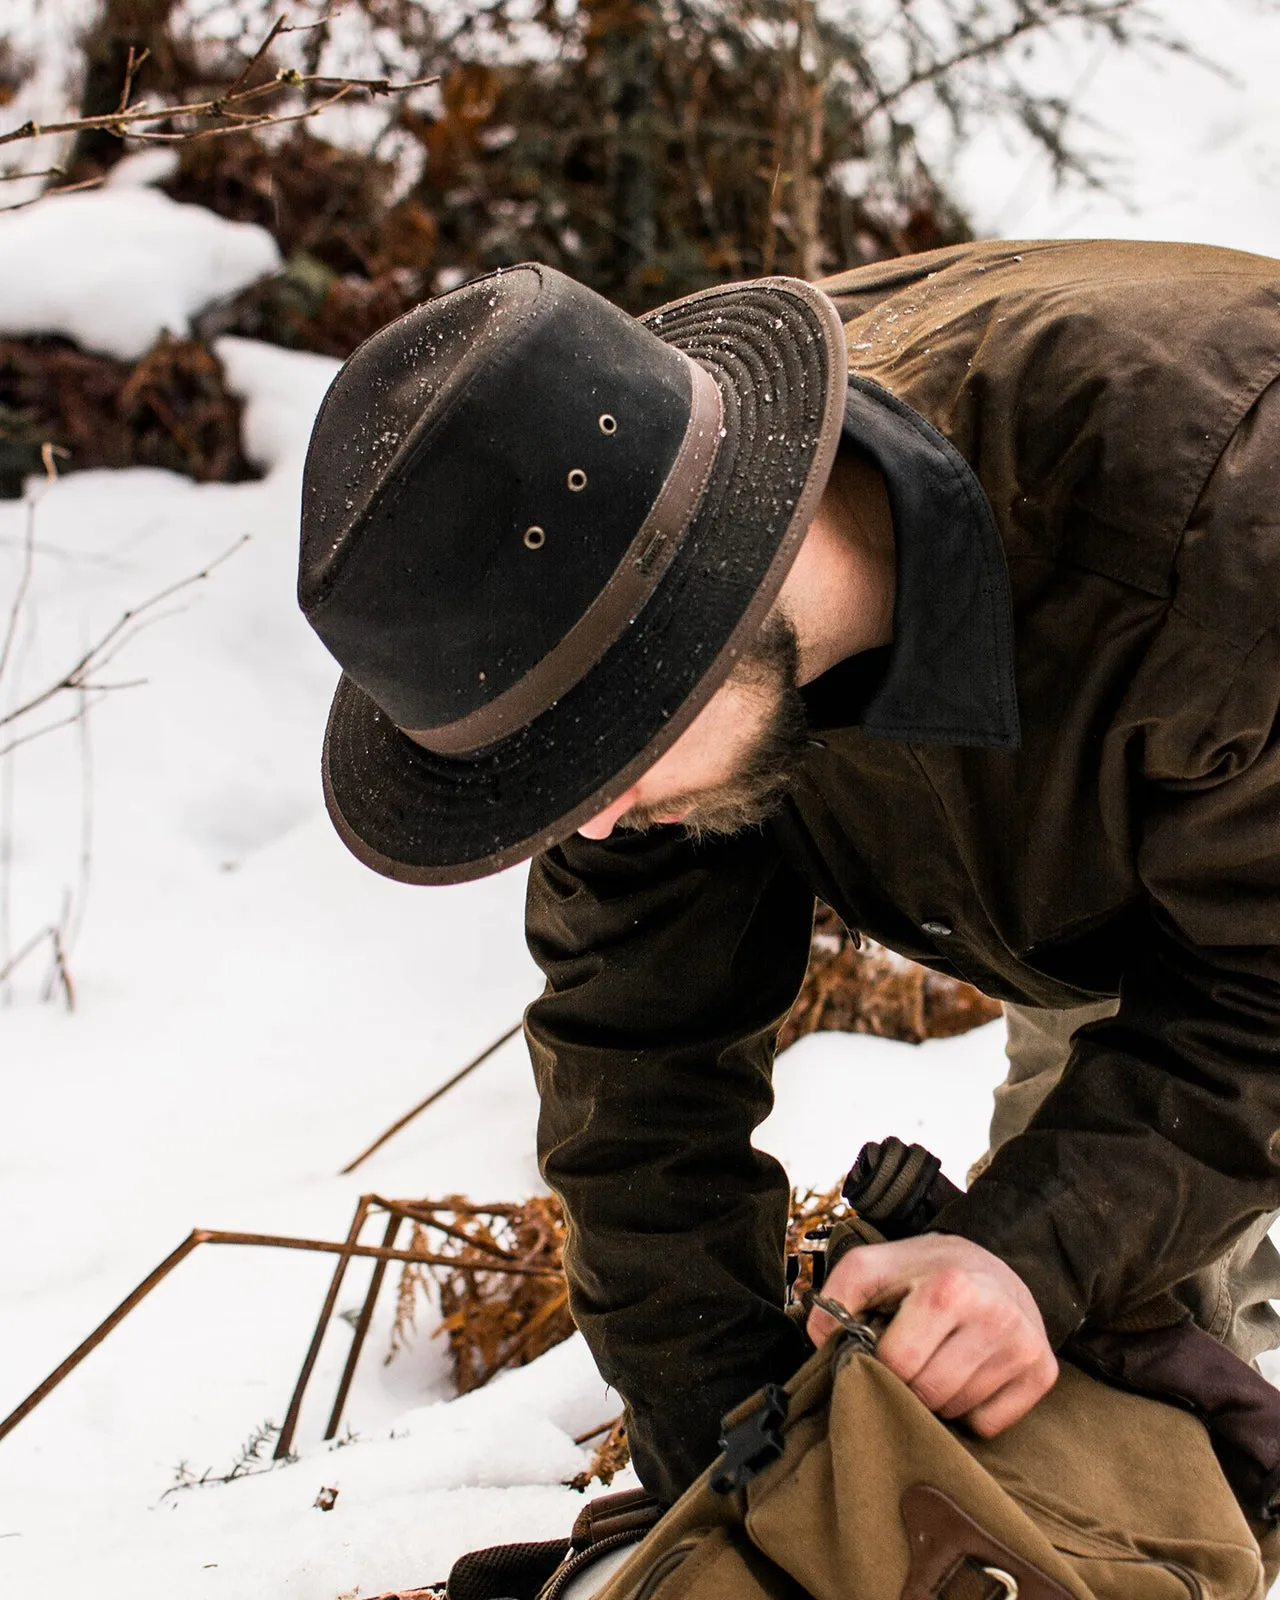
0, 187, 279, 360
946, 0, 1280, 262
2, 1, 1280, 1596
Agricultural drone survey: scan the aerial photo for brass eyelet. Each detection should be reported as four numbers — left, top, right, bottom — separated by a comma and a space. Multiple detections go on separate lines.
598, 413, 617, 435
567, 468, 587, 491
523, 525, 546, 549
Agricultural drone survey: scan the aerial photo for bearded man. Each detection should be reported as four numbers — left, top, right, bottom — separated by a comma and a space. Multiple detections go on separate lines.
298, 239, 1280, 1507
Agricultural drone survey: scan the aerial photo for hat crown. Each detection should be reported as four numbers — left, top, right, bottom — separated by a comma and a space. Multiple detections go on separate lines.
300, 264, 696, 734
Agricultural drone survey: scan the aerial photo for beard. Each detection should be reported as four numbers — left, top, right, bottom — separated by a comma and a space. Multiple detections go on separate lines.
618, 608, 810, 840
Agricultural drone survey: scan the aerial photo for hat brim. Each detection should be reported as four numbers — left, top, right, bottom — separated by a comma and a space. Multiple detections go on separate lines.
321, 276, 848, 885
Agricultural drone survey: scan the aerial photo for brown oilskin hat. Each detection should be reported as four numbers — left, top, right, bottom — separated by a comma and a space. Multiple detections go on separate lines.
299, 262, 847, 884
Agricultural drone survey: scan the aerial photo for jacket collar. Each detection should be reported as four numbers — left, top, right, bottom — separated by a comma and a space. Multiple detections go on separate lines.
802, 376, 1021, 751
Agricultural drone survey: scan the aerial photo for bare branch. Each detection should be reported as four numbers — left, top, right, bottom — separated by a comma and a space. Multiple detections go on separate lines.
0, 8, 434, 212
866, 3, 1141, 116
0, 694, 108, 762
117, 45, 151, 118
0, 177, 104, 212
222, 14, 291, 104
0, 68, 439, 152
0, 535, 249, 735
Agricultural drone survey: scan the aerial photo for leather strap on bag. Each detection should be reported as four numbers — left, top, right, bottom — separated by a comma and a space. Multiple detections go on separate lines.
900, 1485, 1075, 1600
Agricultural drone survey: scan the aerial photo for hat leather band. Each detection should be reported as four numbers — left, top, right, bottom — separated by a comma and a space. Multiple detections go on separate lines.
400, 358, 725, 756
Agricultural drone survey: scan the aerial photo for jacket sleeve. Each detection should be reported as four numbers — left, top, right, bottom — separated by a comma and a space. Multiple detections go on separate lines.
934, 623, 1280, 1348
524, 822, 815, 1501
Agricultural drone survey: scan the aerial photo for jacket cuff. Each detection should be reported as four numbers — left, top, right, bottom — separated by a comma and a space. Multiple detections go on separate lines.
928, 1178, 1091, 1349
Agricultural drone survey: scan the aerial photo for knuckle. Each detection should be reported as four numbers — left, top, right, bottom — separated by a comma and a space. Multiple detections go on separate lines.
878, 1340, 921, 1381
981, 1298, 1019, 1340
926, 1267, 970, 1314
1035, 1350, 1060, 1388
969, 1407, 1006, 1439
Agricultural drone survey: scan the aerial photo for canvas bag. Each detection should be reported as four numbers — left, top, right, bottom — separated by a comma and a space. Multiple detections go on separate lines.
446, 1141, 1277, 1600
559, 1319, 1266, 1600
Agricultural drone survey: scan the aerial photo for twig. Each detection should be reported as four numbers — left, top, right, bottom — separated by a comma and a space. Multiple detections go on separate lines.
40, 893, 75, 1010
116, 46, 151, 118
0, 70, 439, 149
0, 497, 36, 688
0, 178, 103, 212
0, 693, 107, 763
339, 1022, 523, 1174
0, 534, 248, 735
0, 923, 55, 987
574, 1415, 623, 1446
222, 15, 290, 104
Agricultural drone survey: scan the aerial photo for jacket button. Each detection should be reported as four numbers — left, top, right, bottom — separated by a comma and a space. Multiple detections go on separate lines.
921, 919, 953, 938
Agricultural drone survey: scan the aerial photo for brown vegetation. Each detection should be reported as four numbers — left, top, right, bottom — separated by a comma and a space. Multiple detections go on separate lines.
0, 335, 255, 498
778, 905, 1002, 1052
389, 1197, 574, 1397
386, 1180, 853, 1489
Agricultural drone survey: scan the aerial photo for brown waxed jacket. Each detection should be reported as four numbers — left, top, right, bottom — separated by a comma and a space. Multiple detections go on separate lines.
524, 238, 1280, 1504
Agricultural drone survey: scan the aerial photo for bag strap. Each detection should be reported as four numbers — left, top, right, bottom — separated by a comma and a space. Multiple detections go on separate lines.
900, 1484, 1076, 1600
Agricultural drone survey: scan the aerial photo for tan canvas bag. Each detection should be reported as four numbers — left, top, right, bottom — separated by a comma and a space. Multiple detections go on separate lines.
570, 1329, 1267, 1600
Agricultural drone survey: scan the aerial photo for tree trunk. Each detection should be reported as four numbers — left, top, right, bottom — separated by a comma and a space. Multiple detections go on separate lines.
587, 1, 660, 294
66, 0, 180, 182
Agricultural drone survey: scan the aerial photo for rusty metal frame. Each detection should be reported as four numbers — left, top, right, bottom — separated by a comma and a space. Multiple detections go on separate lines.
0, 1197, 561, 1453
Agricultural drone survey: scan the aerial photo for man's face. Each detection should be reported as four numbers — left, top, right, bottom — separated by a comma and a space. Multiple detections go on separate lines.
577, 611, 809, 841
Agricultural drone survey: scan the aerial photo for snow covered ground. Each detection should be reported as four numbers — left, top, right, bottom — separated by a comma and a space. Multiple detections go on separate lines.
2, 3, 1280, 1595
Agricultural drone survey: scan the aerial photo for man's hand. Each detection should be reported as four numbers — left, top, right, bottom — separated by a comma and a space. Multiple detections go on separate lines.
806, 1233, 1058, 1436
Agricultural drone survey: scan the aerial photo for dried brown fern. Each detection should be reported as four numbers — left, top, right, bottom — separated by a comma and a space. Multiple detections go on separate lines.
384, 1182, 851, 1494
779, 906, 1001, 1052
387, 1196, 573, 1395
786, 1183, 846, 1302
567, 1414, 630, 1492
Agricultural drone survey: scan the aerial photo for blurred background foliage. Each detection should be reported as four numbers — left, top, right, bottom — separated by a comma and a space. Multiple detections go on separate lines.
49, 0, 1180, 350
0, 1, 1185, 488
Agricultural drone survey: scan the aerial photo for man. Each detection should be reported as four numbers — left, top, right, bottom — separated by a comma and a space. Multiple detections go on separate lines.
298, 239, 1280, 1506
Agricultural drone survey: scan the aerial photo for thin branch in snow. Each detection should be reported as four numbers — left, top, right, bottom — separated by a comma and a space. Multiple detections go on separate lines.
0, 533, 248, 737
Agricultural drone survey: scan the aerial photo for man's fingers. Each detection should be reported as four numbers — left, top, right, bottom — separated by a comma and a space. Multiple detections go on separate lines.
874, 1267, 977, 1385
964, 1350, 1060, 1437
803, 1234, 1058, 1438
891, 1323, 1015, 1415
805, 1240, 916, 1348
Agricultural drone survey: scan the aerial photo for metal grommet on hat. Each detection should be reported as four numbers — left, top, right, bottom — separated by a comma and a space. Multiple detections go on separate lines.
523, 525, 546, 549
567, 468, 588, 491
598, 413, 617, 435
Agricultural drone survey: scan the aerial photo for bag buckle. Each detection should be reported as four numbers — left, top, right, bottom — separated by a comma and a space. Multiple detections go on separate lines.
709, 1383, 789, 1495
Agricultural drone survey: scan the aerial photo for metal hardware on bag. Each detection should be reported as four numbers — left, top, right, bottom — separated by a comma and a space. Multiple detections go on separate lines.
981, 1567, 1019, 1599
810, 1293, 879, 1355
524, 524, 546, 549
598, 413, 617, 434
709, 1383, 789, 1495
567, 468, 588, 491
799, 1225, 832, 1294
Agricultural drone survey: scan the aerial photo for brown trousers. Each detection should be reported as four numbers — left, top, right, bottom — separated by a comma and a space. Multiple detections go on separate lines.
971, 1000, 1280, 1363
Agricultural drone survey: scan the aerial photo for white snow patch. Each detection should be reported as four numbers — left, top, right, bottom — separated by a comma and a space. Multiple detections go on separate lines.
0, 187, 280, 360
2, 1, 1280, 1594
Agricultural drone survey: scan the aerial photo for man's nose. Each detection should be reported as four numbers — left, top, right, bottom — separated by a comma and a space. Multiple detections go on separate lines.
577, 790, 636, 840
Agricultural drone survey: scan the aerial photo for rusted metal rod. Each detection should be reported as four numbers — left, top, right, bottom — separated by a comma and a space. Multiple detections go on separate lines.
323, 1211, 403, 1445
274, 1196, 375, 1460
339, 1022, 523, 1175
0, 1224, 561, 1449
